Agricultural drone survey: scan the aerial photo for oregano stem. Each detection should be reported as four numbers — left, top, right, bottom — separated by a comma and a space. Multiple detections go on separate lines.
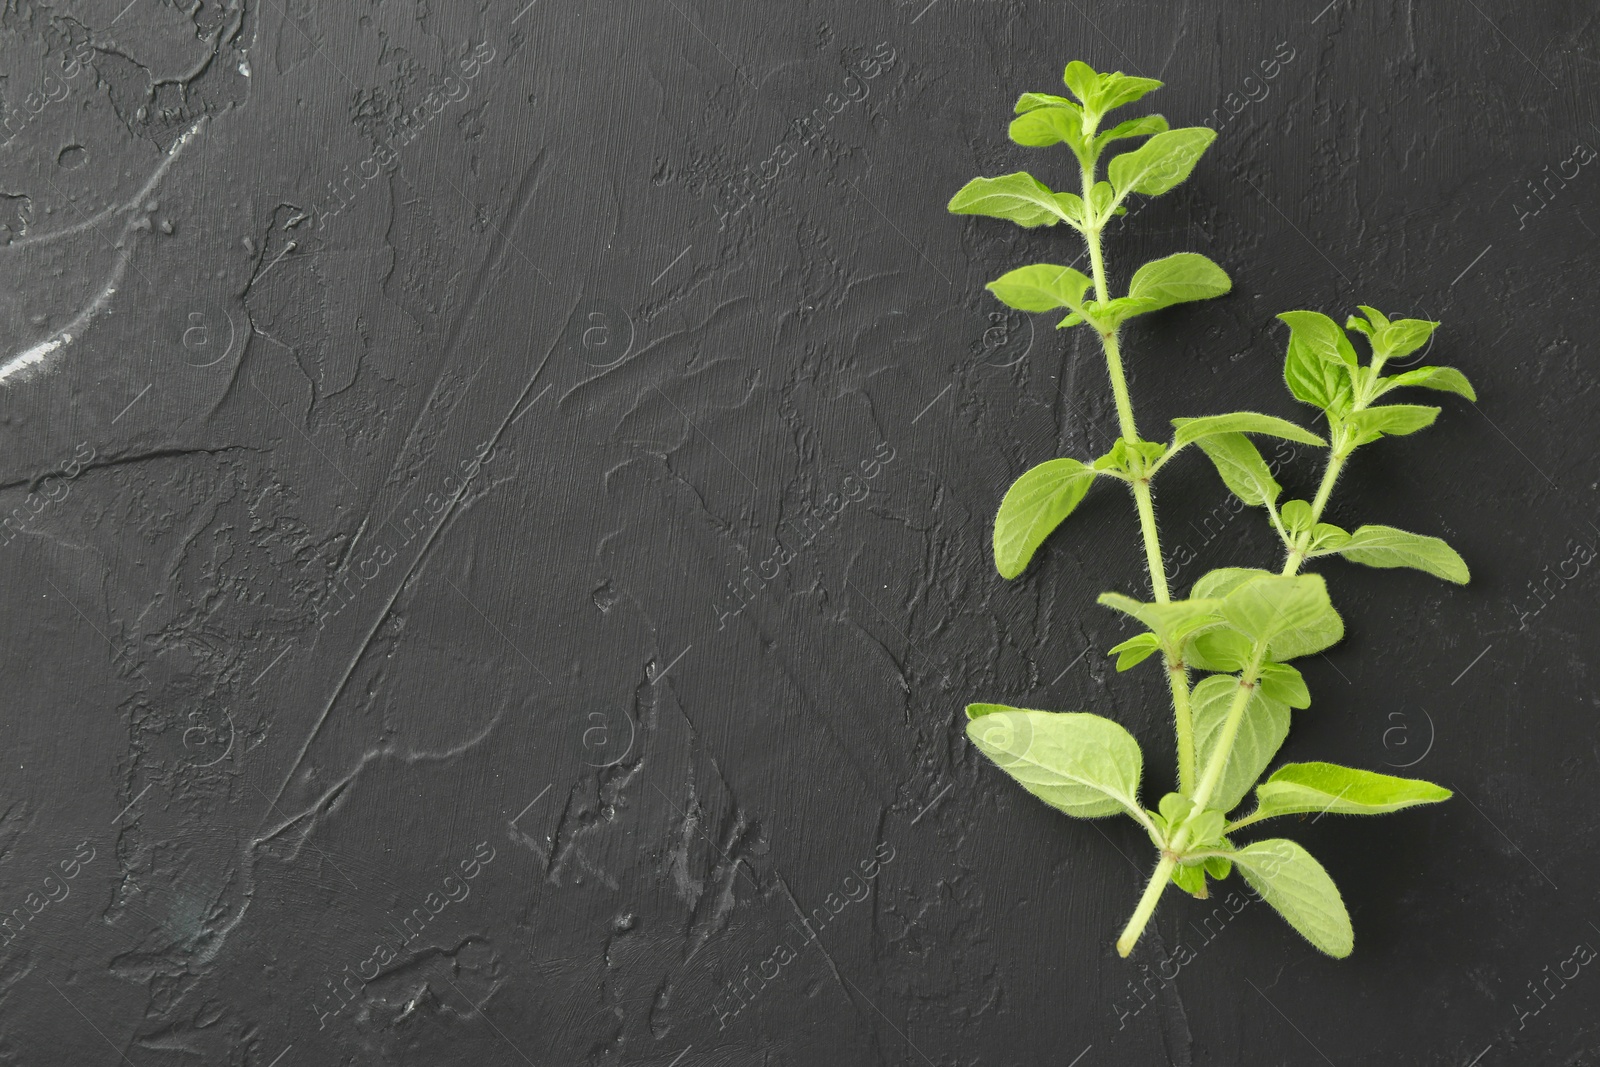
1082, 163, 1194, 793
1116, 853, 1176, 957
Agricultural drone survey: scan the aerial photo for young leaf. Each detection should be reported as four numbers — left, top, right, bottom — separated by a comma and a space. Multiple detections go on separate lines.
965, 707, 1145, 820
1107, 128, 1217, 198
1279, 311, 1357, 415
985, 264, 1094, 314
1279, 499, 1313, 534
1094, 72, 1163, 113
1094, 114, 1169, 154
1191, 675, 1290, 813
1344, 404, 1440, 445
1378, 365, 1477, 401
1009, 108, 1092, 162
1193, 433, 1281, 507
1332, 524, 1470, 584
1170, 412, 1324, 450
1171, 862, 1208, 897
1015, 92, 1081, 115
1257, 662, 1310, 709
1250, 762, 1452, 820
1109, 632, 1161, 671
1375, 318, 1437, 361
1115, 253, 1233, 320
1355, 305, 1390, 332
949, 173, 1071, 228
1278, 310, 1359, 368
1231, 839, 1354, 958
1062, 61, 1100, 105
1098, 593, 1222, 647
1308, 522, 1350, 553
1203, 854, 1233, 880
992, 458, 1098, 579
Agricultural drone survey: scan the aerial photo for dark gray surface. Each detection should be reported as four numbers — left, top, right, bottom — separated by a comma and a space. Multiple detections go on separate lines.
0, 1, 1594, 1064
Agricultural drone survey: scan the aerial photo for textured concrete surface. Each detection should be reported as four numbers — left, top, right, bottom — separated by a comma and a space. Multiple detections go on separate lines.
0, 0, 1595, 1064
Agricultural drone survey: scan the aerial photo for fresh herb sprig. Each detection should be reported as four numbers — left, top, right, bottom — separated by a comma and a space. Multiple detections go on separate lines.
949, 61, 1473, 958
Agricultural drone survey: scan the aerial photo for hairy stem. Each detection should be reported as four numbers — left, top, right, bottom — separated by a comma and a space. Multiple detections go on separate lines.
1116, 854, 1176, 957
1120, 416, 1366, 954
1085, 217, 1192, 787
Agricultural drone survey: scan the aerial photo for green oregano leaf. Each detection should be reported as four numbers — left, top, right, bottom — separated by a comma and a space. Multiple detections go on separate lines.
1116, 252, 1233, 320
1009, 107, 1092, 163
948, 173, 1071, 228
1098, 592, 1222, 648
1257, 662, 1311, 709
1191, 675, 1290, 814
965, 707, 1145, 820
1343, 404, 1440, 446
1170, 412, 1324, 451
1094, 114, 1169, 155
1250, 762, 1452, 820
1279, 311, 1358, 415
1171, 861, 1207, 896
1231, 839, 1354, 958
993, 458, 1098, 579
1279, 499, 1313, 533
1375, 318, 1437, 361
1332, 524, 1470, 584
1192, 432, 1281, 507
1191, 567, 1272, 600
1186, 628, 1254, 673
1015, 92, 1081, 115
985, 263, 1094, 314
1378, 365, 1477, 401
1219, 574, 1340, 657
1107, 127, 1217, 198
1108, 632, 1161, 671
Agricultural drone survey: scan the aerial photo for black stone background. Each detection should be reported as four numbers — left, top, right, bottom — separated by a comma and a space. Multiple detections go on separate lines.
0, 0, 1594, 1064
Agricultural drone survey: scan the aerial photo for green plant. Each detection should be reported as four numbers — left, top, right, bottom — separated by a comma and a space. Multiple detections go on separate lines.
949, 61, 1472, 958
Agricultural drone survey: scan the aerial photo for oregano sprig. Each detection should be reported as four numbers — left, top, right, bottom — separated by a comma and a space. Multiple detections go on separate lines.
950, 61, 1468, 959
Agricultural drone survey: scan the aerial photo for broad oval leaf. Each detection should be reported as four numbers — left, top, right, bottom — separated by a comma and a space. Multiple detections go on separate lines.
1279, 499, 1313, 533
1379, 364, 1476, 401
1191, 674, 1290, 814
1170, 411, 1325, 450
1193, 432, 1281, 507
1126, 252, 1233, 315
1252, 762, 1452, 820
1009, 107, 1091, 159
1107, 127, 1216, 197
1334, 524, 1469, 584
1257, 662, 1310, 709
1231, 839, 1353, 958
993, 458, 1098, 579
965, 707, 1144, 819
948, 172, 1068, 228
985, 263, 1094, 314
1220, 573, 1342, 660
1191, 567, 1271, 600
1344, 404, 1439, 446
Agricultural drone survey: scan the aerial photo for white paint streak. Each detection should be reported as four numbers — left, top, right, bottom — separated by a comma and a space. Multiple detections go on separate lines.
0, 119, 207, 385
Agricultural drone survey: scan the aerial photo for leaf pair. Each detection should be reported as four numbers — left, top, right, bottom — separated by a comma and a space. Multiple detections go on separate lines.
984, 252, 1232, 333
